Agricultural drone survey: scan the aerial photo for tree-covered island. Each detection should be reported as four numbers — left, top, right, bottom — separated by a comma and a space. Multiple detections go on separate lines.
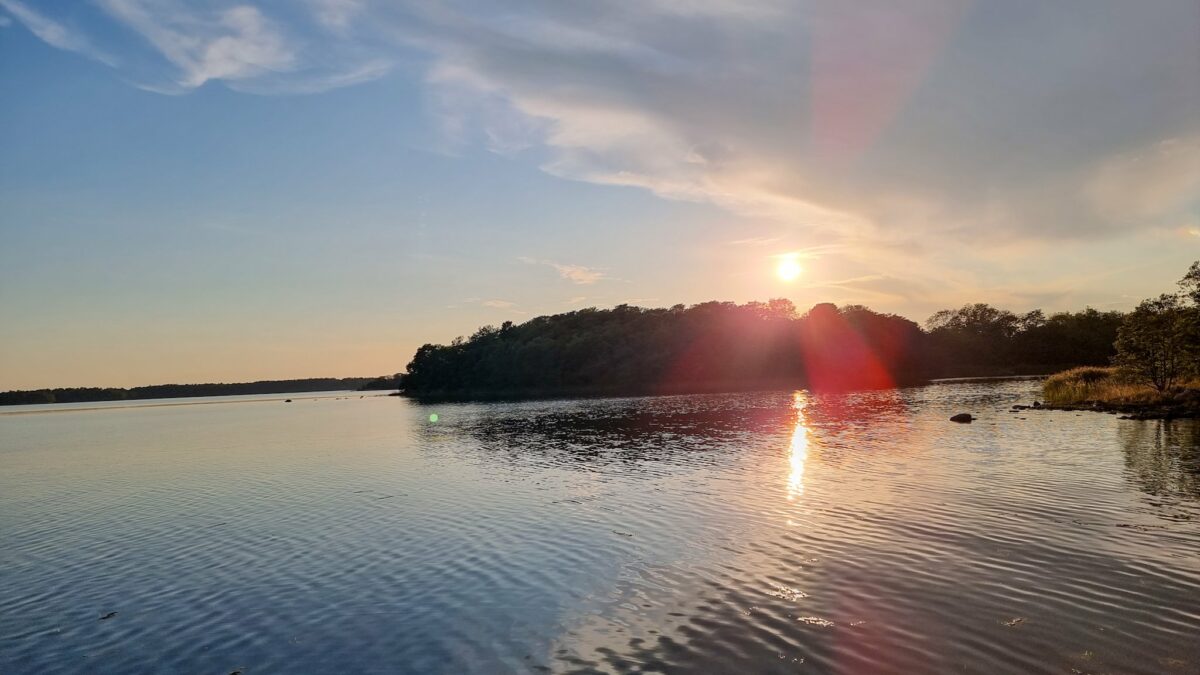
402, 262, 1198, 408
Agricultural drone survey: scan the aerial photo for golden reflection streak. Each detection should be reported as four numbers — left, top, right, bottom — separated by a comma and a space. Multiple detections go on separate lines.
788, 391, 810, 501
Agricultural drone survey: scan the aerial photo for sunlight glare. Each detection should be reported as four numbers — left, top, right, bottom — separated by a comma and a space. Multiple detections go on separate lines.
776, 257, 802, 282
787, 391, 810, 501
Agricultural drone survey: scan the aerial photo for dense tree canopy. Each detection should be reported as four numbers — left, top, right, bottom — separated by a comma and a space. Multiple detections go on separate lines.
1113, 262, 1200, 391
925, 304, 1123, 375
1115, 294, 1195, 391
359, 375, 401, 391
402, 299, 1125, 399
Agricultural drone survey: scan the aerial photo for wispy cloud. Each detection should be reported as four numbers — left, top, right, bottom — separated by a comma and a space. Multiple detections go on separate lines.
98, 1, 295, 90
769, 245, 843, 260
553, 264, 605, 285
239, 58, 392, 95
566, 296, 588, 305
0, 15, 12, 27
7, 0, 389, 93
481, 299, 515, 308
0, 0, 116, 65
729, 236, 781, 246
519, 257, 608, 285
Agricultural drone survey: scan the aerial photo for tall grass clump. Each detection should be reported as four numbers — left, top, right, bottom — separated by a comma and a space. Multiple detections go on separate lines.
1042, 366, 1159, 406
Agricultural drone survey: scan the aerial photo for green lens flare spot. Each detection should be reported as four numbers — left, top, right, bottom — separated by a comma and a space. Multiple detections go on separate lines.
428, 413, 439, 423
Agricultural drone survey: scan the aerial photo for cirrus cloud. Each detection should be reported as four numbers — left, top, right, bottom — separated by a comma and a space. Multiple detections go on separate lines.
9, 0, 1199, 277
0, 0, 117, 65
7, 0, 393, 93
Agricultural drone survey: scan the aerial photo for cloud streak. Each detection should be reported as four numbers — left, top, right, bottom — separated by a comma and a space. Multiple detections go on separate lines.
552, 263, 605, 285
0, 0, 117, 65
9, 0, 1199, 293
519, 257, 608, 285
7, 0, 391, 93
729, 236, 781, 246
99, 1, 294, 89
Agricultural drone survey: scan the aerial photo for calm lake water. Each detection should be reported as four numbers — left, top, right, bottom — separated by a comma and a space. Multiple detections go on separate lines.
1, 382, 1198, 674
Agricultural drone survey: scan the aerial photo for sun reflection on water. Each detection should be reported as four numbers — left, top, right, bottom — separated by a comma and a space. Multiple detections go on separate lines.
788, 391, 810, 501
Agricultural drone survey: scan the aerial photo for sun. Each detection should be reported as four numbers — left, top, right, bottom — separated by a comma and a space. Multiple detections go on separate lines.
776, 256, 802, 282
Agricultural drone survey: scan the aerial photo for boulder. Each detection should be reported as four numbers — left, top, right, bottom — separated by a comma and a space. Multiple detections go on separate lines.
950, 413, 974, 423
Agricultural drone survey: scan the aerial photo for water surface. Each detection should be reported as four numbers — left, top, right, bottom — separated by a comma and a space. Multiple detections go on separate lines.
1, 382, 1198, 673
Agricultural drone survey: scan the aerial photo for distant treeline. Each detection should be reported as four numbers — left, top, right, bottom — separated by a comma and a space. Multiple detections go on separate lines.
925, 304, 1122, 376
359, 375, 401, 391
0, 377, 397, 406
401, 299, 1125, 399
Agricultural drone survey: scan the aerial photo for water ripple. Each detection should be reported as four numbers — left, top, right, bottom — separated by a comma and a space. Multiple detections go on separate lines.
1, 382, 1198, 673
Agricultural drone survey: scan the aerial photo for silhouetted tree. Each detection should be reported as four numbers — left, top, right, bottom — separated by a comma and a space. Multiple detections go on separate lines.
359, 375, 401, 390
924, 303, 1022, 372
404, 300, 927, 399
1115, 294, 1195, 391
400, 294, 1144, 400
1180, 260, 1200, 306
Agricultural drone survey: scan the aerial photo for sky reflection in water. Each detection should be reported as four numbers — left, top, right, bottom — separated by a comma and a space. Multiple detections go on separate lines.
1, 382, 1198, 674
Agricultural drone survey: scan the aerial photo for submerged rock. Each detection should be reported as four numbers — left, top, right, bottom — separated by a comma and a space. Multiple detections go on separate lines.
950, 413, 974, 423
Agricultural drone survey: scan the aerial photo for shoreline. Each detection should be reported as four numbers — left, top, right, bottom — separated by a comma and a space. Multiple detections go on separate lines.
399, 376, 935, 404
1039, 366, 1200, 420
403, 374, 1066, 404
0, 391, 389, 416
1039, 401, 1200, 420
1017, 394, 1200, 420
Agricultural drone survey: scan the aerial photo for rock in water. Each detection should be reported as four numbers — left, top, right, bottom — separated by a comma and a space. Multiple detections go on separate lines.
950, 413, 974, 423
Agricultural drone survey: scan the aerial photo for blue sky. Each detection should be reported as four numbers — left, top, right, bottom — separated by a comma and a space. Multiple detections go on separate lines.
1, 0, 1197, 389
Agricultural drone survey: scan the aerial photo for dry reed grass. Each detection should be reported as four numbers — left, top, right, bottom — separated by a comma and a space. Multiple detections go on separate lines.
1042, 366, 1160, 405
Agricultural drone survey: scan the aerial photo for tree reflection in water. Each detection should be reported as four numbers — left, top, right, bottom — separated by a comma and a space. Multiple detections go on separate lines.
1119, 420, 1200, 499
